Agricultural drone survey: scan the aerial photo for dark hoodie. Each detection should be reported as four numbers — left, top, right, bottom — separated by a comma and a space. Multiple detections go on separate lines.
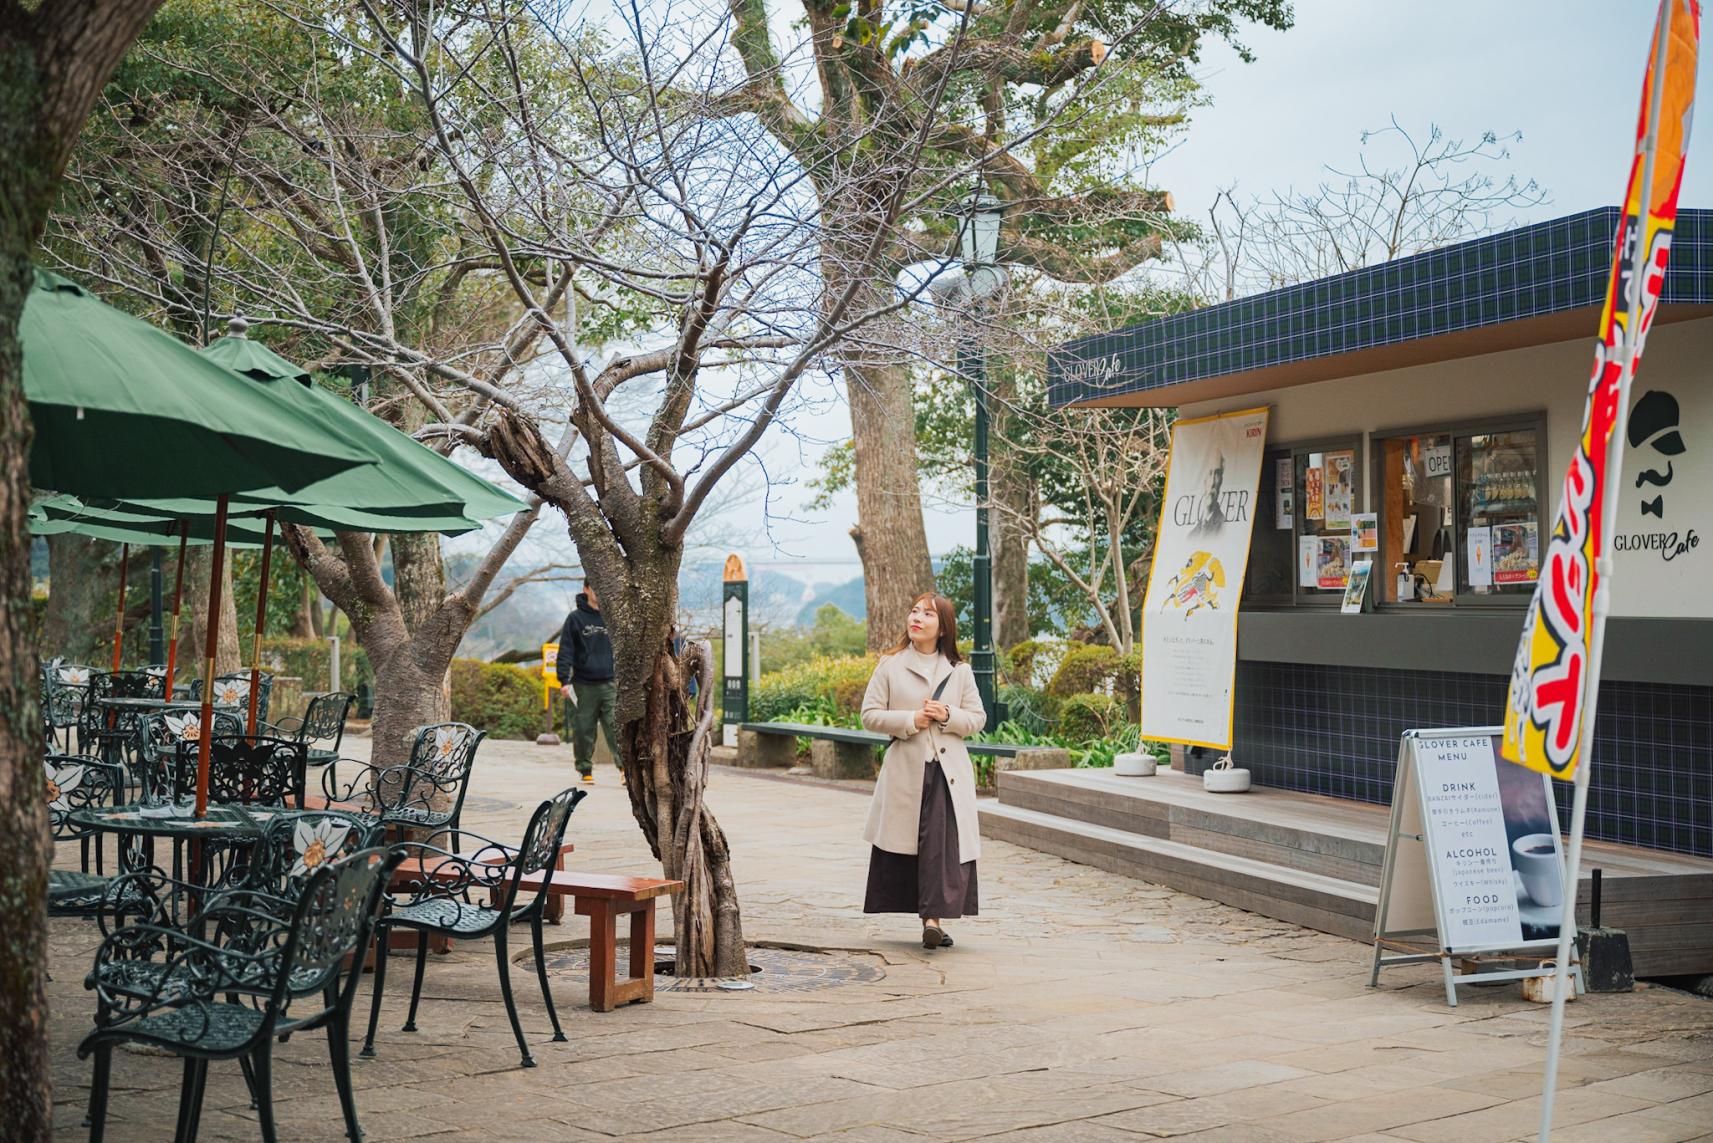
556, 593, 614, 683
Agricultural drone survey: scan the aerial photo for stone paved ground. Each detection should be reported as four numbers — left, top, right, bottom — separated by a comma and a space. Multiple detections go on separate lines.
48, 736, 1713, 1142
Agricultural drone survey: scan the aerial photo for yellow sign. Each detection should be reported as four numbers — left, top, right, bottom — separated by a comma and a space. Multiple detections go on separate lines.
542, 642, 561, 708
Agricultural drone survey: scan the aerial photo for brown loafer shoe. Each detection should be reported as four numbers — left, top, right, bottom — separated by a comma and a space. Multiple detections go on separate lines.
922, 924, 945, 949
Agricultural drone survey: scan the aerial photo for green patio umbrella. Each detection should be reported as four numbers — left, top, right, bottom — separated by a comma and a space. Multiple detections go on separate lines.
22, 269, 377, 499
124, 318, 528, 521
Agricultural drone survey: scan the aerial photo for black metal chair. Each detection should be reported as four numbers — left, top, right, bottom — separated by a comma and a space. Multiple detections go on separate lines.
191, 671, 275, 722
132, 708, 246, 804
80, 845, 404, 1143
78, 669, 166, 762
41, 659, 92, 752
362, 787, 587, 1067
45, 754, 127, 916
324, 721, 485, 844
265, 691, 356, 769
196, 734, 309, 808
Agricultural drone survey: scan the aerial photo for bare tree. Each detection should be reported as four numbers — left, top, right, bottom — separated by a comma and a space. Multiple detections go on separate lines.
1177, 120, 1548, 299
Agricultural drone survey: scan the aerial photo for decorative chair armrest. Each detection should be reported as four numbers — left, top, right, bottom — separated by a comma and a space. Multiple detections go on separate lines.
260, 717, 304, 738
88, 920, 286, 1017
321, 761, 384, 805
385, 840, 512, 903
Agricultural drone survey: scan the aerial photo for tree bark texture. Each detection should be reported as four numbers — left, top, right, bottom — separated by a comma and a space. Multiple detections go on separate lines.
1, 2, 167, 1136
826, 259, 933, 652
180, 547, 241, 676
41, 533, 115, 662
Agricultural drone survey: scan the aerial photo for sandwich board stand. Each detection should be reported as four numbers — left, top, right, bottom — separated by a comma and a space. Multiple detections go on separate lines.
1370, 727, 1583, 1007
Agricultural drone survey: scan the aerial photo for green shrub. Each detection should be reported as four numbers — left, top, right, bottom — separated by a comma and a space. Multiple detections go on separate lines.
264, 636, 373, 697
1044, 642, 1141, 703
750, 654, 875, 722
1058, 692, 1124, 741
1003, 640, 1050, 688
450, 658, 543, 739
996, 684, 1053, 735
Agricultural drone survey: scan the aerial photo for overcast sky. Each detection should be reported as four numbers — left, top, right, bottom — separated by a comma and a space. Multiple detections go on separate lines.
457, 0, 1710, 595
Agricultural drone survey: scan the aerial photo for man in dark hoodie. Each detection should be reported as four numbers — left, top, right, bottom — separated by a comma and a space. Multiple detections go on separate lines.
557, 582, 618, 783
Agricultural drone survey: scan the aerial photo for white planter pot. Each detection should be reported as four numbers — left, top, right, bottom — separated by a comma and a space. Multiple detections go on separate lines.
1114, 752, 1156, 777
1203, 765, 1251, 793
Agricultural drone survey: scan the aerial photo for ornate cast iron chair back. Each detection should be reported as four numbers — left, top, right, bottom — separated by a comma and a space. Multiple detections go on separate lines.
191, 671, 275, 721
78, 669, 165, 759
391, 722, 486, 834
192, 734, 308, 807
134, 709, 244, 804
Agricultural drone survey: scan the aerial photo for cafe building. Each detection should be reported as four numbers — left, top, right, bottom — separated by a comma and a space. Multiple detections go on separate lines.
979, 208, 1713, 975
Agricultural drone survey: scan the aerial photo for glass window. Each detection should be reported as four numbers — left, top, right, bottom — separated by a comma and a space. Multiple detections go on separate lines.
1374, 421, 1544, 607
1244, 450, 1294, 602
1458, 429, 1542, 596
1297, 448, 1359, 597
1378, 433, 1455, 604
1243, 439, 1363, 606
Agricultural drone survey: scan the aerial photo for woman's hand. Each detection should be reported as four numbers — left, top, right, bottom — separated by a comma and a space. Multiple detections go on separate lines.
913, 708, 934, 730
923, 700, 950, 725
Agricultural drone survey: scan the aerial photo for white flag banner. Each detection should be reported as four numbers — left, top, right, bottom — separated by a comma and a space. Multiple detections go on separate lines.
1140, 407, 1270, 748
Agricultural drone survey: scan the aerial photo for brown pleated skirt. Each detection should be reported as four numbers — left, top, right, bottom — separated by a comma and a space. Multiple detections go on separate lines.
864, 759, 979, 919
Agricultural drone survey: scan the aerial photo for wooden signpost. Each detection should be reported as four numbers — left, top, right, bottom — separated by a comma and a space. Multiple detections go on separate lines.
1370, 726, 1583, 1007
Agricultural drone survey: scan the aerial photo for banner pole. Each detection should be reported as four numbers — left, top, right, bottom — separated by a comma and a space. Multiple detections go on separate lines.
1538, 6, 1673, 1138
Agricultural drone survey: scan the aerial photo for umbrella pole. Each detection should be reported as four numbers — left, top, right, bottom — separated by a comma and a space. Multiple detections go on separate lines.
246, 511, 275, 737
164, 524, 188, 693
110, 542, 129, 673
194, 496, 230, 819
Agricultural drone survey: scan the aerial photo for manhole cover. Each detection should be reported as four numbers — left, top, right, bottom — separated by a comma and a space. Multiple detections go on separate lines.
545, 945, 885, 993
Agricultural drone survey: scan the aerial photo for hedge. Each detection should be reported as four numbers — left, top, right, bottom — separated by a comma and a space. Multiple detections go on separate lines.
263, 637, 372, 699
451, 658, 543, 739
749, 654, 874, 722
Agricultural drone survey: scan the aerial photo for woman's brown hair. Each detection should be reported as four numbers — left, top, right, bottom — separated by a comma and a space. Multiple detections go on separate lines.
885, 592, 962, 664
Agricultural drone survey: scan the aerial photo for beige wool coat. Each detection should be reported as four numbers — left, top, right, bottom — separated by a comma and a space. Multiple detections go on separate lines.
860, 649, 986, 863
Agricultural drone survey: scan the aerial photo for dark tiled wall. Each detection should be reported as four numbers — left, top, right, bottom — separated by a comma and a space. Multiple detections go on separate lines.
1232, 661, 1713, 858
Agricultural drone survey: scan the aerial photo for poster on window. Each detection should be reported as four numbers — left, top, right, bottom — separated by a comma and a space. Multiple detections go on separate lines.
1325, 450, 1354, 530
1275, 458, 1294, 529
1351, 512, 1378, 551
1491, 522, 1539, 584
1317, 535, 1350, 589
1305, 453, 1325, 520
1140, 406, 1271, 749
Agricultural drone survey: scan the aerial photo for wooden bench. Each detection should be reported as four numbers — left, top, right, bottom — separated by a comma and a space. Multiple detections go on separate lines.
387, 857, 683, 1012
738, 721, 1069, 780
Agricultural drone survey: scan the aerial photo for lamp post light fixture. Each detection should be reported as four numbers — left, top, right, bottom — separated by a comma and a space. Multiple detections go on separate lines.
952, 191, 1008, 732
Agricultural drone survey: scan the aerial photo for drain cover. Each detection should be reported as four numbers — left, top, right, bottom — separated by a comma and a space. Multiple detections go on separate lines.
547, 945, 885, 993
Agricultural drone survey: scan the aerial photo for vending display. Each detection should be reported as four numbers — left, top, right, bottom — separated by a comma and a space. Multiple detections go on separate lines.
1458, 430, 1540, 595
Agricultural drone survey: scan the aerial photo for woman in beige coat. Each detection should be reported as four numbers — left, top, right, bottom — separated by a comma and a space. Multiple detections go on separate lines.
860, 592, 986, 950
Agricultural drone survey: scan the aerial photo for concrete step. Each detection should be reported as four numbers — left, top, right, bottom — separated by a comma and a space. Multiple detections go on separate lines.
978, 799, 1378, 943
996, 767, 1388, 887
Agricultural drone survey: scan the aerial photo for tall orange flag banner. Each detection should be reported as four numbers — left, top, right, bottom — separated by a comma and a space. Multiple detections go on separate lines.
1501, 0, 1699, 780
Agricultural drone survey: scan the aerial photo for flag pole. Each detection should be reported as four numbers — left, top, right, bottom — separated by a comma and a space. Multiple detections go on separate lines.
1537, 5, 1674, 1138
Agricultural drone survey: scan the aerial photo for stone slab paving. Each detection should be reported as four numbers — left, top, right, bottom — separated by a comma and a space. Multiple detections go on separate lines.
46, 736, 1713, 1141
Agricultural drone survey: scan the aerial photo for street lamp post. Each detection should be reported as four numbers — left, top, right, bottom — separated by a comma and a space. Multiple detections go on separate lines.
954, 192, 1007, 732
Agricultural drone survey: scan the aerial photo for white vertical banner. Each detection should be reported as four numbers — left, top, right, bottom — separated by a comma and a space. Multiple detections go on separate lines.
1140, 406, 1270, 748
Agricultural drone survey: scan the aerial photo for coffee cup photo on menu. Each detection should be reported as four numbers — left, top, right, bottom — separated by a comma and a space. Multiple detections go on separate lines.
1492, 742, 1565, 941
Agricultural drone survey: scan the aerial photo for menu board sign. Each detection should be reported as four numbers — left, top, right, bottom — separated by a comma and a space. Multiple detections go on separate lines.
1382, 730, 1565, 953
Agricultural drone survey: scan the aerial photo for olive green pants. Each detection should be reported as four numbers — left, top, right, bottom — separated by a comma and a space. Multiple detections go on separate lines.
570, 680, 619, 776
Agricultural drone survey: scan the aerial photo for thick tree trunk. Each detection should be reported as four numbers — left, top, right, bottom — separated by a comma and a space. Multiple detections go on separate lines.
289, 578, 317, 639
364, 644, 451, 770
41, 533, 114, 661
484, 411, 748, 979
826, 261, 933, 651
601, 554, 747, 978
0, 214, 50, 1143
2, 7, 204, 1133
181, 547, 242, 676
